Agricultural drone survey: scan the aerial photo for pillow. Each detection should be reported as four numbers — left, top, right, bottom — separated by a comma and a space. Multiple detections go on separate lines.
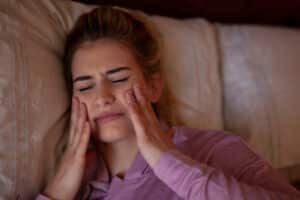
151, 16, 223, 130
0, 0, 93, 199
0, 0, 222, 198
218, 24, 300, 170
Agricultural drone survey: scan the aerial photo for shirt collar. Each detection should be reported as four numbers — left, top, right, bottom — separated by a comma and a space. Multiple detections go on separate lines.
87, 119, 173, 186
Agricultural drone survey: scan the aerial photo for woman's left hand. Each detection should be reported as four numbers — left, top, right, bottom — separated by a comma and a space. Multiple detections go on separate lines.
124, 84, 176, 168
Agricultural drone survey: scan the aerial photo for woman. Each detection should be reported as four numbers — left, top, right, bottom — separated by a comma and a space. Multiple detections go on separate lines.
37, 6, 300, 200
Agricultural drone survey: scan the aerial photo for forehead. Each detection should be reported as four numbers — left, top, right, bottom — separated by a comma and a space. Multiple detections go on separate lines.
71, 39, 141, 76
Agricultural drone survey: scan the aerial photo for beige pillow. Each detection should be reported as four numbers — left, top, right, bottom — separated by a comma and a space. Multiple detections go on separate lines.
0, 0, 222, 198
0, 0, 92, 199
219, 24, 300, 169
152, 16, 223, 130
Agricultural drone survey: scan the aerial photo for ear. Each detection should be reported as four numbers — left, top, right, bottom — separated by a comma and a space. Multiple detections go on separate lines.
147, 72, 164, 103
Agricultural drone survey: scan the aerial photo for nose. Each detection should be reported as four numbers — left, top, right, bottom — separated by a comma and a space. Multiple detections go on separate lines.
94, 85, 116, 107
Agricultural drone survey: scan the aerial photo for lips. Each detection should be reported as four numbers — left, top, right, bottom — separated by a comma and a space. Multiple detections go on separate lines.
94, 112, 124, 124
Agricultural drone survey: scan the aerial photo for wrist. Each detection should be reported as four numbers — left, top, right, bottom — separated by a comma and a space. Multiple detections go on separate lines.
41, 190, 58, 200
42, 184, 62, 200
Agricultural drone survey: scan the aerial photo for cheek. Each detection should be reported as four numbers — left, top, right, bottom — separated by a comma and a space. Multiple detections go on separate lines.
74, 95, 93, 120
119, 76, 146, 99
118, 79, 152, 104
133, 76, 153, 96
116, 86, 131, 109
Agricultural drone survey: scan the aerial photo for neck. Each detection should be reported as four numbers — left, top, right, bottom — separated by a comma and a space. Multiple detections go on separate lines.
96, 135, 138, 179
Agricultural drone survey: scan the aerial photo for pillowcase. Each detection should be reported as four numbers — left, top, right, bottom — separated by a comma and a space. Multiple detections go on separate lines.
0, 0, 222, 198
151, 16, 222, 130
0, 0, 93, 199
218, 24, 300, 170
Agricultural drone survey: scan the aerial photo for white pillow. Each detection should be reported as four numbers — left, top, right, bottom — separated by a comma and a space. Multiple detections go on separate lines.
219, 24, 300, 169
0, 0, 222, 198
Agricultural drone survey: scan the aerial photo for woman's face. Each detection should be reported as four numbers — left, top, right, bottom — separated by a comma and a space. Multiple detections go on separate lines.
71, 39, 163, 144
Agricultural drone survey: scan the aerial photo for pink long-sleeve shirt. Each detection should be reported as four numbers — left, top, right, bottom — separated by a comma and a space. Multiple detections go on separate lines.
37, 126, 300, 199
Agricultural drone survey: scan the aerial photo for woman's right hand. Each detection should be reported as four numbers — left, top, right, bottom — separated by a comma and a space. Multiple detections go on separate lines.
43, 97, 91, 200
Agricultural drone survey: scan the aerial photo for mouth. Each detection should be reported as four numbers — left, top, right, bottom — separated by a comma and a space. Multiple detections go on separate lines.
94, 112, 125, 124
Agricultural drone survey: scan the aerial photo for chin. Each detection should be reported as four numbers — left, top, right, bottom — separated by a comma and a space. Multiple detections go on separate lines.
98, 131, 133, 143
92, 120, 135, 144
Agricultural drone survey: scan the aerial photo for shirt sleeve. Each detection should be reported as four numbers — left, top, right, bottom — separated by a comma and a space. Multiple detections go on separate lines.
35, 194, 51, 200
152, 136, 300, 200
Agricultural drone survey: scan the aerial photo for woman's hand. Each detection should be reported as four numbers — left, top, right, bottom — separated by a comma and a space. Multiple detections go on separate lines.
43, 97, 91, 200
124, 84, 176, 168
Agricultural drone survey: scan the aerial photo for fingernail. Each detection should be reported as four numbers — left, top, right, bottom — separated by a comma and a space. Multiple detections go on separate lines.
72, 97, 77, 106
74, 96, 79, 103
126, 91, 131, 99
82, 103, 88, 119
126, 91, 132, 103
82, 103, 87, 112
135, 84, 140, 90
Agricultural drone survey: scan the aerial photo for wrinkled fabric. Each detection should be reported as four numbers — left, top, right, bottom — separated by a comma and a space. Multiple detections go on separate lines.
218, 25, 300, 170
0, 0, 93, 199
2, 0, 300, 198
37, 126, 300, 199
151, 16, 223, 130
1, 1, 222, 198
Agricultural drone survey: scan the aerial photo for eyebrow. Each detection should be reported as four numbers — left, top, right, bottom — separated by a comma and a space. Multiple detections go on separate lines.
73, 75, 92, 83
106, 66, 130, 75
73, 66, 131, 83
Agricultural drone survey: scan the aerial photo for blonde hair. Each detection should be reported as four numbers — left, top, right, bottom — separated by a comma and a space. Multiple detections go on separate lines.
64, 6, 161, 91
64, 6, 162, 115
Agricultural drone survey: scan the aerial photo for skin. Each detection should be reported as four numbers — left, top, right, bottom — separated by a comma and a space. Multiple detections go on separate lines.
44, 39, 175, 200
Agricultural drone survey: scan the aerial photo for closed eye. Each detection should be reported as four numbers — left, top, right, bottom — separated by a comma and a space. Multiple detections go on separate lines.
111, 77, 130, 83
78, 76, 130, 92
79, 86, 93, 92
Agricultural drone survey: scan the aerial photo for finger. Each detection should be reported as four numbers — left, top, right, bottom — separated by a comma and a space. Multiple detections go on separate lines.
76, 121, 91, 156
71, 99, 82, 145
133, 84, 158, 126
72, 102, 87, 147
125, 89, 140, 114
68, 97, 79, 145
133, 84, 148, 107
125, 89, 147, 134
